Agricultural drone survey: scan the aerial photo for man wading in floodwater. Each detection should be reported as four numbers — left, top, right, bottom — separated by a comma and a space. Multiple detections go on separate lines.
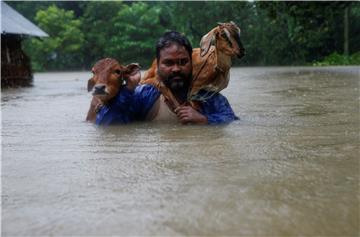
95, 31, 238, 125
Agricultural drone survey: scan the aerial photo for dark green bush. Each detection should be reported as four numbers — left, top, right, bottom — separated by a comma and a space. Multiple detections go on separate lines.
313, 52, 360, 66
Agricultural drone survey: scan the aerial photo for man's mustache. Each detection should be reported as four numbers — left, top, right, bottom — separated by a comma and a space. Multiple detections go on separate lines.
163, 72, 190, 91
167, 72, 187, 80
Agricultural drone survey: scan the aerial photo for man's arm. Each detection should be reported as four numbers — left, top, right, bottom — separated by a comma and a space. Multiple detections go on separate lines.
197, 93, 238, 125
95, 76, 161, 125
173, 93, 237, 125
95, 87, 135, 125
95, 71, 140, 125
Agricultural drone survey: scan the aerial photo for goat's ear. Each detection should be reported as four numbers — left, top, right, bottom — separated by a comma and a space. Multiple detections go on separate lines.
87, 78, 95, 92
200, 30, 215, 57
125, 63, 141, 74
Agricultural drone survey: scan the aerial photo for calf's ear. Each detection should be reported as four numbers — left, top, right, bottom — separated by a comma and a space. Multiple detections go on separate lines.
125, 63, 141, 74
87, 78, 95, 92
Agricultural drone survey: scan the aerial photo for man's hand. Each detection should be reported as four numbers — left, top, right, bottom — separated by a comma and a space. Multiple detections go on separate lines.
174, 105, 208, 124
125, 70, 141, 91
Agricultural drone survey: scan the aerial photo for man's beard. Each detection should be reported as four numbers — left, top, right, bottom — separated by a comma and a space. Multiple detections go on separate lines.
162, 72, 191, 92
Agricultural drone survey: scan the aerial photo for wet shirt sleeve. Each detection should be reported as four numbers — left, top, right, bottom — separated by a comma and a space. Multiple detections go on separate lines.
131, 84, 161, 120
95, 87, 135, 125
199, 93, 239, 125
95, 84, 160, 125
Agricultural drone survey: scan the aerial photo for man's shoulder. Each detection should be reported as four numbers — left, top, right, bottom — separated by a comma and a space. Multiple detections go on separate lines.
135, 83, 160, 94
134, 83, 161, 106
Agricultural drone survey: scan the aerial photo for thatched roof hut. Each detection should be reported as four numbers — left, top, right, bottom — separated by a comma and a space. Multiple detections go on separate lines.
1, 2, 48, 87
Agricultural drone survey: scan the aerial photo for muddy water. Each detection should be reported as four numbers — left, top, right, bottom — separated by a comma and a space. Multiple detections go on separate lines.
1, 67, 359, 236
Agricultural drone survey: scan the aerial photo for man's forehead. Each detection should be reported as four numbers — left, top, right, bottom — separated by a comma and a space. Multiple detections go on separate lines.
160, 43, 190, 58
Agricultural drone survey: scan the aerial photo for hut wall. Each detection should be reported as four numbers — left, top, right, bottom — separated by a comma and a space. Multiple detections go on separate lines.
1, 35, 33, 87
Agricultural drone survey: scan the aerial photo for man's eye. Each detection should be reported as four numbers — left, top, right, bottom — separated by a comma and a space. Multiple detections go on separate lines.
179, 59, 189, 66
163, 59, 188, 67
163, 61, 174, 67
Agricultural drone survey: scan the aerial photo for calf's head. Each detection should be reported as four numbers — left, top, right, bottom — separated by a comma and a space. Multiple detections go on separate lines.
200, 21, 245, 59
87, 58, 140, 103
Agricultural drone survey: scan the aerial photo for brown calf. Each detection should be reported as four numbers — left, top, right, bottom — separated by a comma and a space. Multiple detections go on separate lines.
86, 58, 140, 122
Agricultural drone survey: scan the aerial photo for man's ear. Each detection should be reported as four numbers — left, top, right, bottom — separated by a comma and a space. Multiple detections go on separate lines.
200, 28, 216, 57
87, 78, 95, 92
125, 63, 141, 74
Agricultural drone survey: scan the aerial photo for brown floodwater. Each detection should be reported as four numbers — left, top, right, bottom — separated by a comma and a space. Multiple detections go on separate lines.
1, 66, 359, 236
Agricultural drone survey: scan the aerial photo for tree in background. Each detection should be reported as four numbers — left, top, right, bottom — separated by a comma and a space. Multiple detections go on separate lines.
80, 1, 125, 67
8, 1, 359, 70
23, 5, 84, 71
257, 1, 360, 64
106, 2, 166, 67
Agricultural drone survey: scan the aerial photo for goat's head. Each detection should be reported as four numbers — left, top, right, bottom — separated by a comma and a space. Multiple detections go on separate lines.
200, 21, 245, 59
87, 58, 140, 103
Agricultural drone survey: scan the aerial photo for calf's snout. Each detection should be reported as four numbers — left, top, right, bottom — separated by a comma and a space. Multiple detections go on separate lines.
93, 84, 107, 95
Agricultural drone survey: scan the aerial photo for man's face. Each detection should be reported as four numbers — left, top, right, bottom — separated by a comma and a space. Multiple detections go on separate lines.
157, 43, 192, 92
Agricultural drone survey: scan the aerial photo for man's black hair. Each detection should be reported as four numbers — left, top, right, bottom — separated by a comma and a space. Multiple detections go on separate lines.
156, 31, 193, 61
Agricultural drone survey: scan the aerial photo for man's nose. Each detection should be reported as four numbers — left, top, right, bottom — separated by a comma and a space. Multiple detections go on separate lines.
171, 63, 181, 73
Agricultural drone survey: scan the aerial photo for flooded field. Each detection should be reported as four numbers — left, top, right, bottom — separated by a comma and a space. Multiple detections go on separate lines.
1, 66, 359, 236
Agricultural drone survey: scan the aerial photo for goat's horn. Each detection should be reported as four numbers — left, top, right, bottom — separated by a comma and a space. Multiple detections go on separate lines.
230, 21, 236, 25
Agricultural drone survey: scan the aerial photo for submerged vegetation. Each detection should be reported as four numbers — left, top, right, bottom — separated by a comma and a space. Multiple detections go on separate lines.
7, 1, 360, 71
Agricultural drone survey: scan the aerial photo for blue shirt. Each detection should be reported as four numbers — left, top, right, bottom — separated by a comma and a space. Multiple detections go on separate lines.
96, 84, 238, 125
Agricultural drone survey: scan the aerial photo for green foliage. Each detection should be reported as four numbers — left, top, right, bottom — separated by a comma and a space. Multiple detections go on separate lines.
256, 1, 349, 64
313, 52, 360, 66
107, 2, 166, 67
23, 5, 84, 71
80, 1, 125, 66
9, 1, 360, 71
